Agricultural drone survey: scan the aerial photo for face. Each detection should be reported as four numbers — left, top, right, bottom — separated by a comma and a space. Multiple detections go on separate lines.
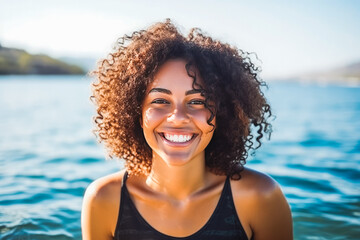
141, 59, 215, 167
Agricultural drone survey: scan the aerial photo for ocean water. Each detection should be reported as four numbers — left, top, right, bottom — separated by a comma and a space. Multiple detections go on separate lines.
0, 75, 359, 240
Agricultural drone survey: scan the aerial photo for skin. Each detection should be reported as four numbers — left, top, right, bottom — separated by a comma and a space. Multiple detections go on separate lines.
82, 59, 293, 240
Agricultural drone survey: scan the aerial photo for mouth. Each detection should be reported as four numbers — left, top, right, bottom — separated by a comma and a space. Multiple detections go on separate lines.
158, 132, 197, 145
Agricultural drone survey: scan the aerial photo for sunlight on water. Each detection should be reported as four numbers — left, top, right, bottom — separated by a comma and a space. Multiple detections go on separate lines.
0, 76, 359, 239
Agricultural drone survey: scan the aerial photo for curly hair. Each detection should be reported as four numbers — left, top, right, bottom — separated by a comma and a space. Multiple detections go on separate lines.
91, 19, 272, 179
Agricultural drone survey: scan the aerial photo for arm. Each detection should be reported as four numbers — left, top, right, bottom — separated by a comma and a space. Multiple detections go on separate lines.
81, 182, 113, 240
249, 182, 293, 240
232, 168, 293, 240
81, 173, 122, 240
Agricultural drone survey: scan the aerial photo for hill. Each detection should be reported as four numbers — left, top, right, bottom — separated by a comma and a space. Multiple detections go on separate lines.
0, 44, 86, 75
294, 61, 360, 85
59, 56, 97, 73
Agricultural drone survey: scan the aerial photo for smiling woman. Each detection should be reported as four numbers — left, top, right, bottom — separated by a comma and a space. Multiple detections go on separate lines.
82, 19, 293, 240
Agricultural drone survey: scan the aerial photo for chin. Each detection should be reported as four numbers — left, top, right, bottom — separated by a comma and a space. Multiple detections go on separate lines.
158, 150, 202, 167
163, 156, 192, 167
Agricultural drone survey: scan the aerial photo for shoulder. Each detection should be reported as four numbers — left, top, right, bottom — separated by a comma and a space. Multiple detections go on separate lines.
81, 170, 126, 240
84, 170, 125, 203
231, 167, 279, 197
230, 167, 293, 240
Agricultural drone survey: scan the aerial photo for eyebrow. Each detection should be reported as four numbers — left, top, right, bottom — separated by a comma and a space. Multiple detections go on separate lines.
148, 88, 203, 95
149, 88, 204, 95
148, 88, 172, 95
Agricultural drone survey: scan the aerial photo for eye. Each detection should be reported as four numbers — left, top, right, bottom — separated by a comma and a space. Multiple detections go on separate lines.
188, 99, 205, 105
151, 99, 170, 104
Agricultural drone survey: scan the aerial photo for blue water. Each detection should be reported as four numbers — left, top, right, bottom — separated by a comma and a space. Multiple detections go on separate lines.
0, 76, 359, 240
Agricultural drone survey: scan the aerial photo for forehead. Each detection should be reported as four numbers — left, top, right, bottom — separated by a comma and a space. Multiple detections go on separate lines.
147, 59, 204, 91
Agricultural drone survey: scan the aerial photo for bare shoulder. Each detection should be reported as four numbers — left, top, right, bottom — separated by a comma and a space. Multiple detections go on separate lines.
81, 169, 126, 240
230, 167, 293, 240
231, 167, 280, 197
84, 169, 125, 203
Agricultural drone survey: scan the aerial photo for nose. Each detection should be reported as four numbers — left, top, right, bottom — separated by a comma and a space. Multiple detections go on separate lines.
167, 104, 190, 125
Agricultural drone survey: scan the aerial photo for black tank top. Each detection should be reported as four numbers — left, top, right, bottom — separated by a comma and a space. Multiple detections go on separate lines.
114, 172, 249, 240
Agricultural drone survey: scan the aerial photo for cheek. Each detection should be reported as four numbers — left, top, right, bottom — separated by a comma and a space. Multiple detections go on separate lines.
191, 109, 215, 133
142, 108, 165, 131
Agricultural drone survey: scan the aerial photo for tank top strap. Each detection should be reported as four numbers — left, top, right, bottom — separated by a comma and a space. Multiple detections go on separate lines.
224, 175, 231, 193
119, 171, 129, 211
121, 171, 129, 187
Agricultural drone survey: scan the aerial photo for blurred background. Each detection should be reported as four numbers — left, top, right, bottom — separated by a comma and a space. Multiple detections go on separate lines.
0, 0, 359, 239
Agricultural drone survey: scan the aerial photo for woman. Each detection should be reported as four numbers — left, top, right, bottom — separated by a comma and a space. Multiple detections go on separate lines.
82, 19, 293, 240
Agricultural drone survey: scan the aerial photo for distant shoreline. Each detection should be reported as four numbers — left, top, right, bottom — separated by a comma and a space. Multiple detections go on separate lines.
265, 77, 360, 88
0, 44, 86, 75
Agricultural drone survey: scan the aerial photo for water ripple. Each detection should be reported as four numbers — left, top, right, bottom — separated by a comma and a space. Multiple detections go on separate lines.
1, 78, 360, 239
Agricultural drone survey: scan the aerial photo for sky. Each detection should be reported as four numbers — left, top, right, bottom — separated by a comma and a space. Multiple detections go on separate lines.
0, 0, 359, 78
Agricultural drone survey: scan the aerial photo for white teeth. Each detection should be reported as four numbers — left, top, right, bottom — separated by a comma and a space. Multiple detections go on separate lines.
164, 133, 193, 143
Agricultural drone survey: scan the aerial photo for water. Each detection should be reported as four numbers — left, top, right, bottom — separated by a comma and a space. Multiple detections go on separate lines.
0, 76, 359, 240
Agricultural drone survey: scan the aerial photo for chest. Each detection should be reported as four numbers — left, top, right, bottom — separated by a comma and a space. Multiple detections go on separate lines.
131, 191, 222, 237
115, 179, 248, 240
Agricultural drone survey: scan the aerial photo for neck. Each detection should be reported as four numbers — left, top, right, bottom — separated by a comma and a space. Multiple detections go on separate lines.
146, 152, 207, 200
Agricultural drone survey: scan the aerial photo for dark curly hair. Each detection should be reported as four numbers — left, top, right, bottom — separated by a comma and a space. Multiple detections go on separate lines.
91, 19, 272, 179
